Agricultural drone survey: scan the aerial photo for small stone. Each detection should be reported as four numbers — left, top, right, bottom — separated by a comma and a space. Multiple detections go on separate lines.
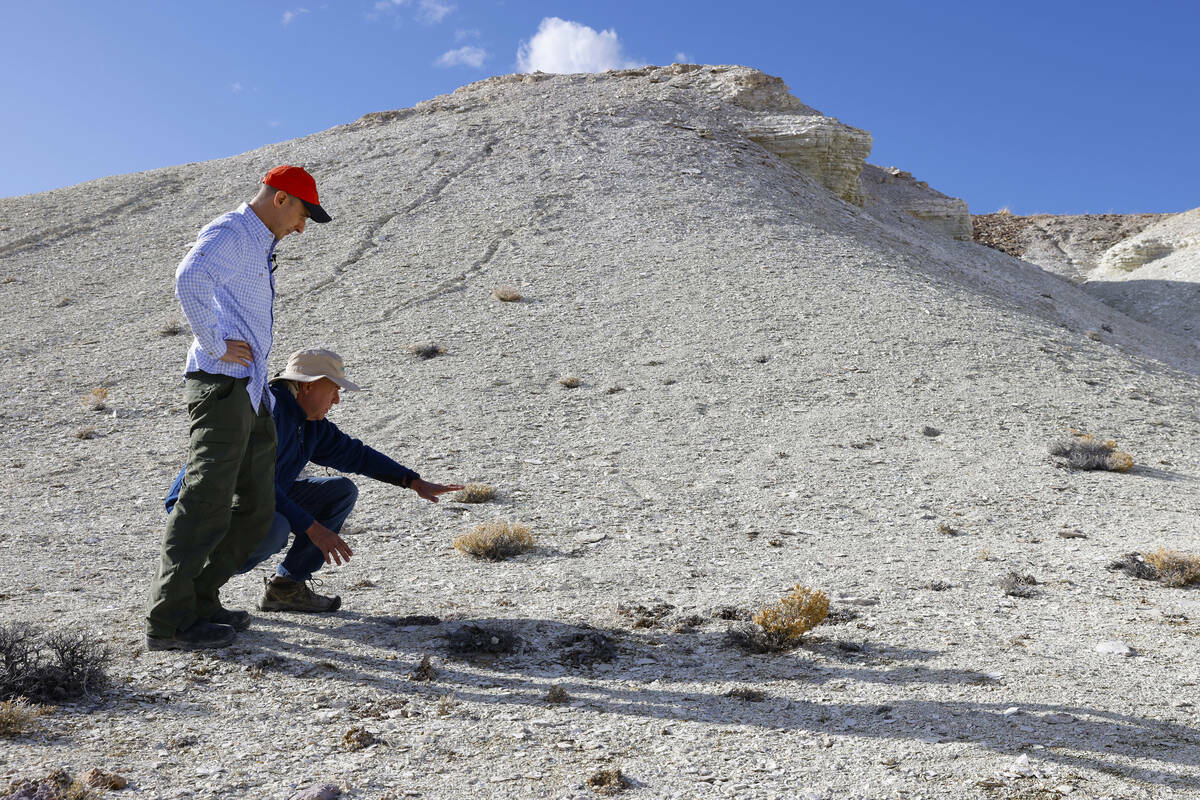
1002, 706, 1020, 716
289, 784, 342, 800
1095, 640, 1133, 656
81, 769, 128, 790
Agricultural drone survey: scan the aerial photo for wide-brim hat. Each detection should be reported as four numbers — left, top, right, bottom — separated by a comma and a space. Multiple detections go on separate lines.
272, 348, 361, 391
262, 164, 332, 224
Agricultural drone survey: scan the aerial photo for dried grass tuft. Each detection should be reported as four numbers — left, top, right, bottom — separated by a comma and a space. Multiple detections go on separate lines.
1049, 433, 1133, 472
454, 483, 496, 503
0, 698, 45, 737
544, 685, 569, 704
586, 768, 631, 795
407, 653, 437, 682
158, 320, 184, 337
72, 426, 97, 441
558, 375, 581, 388
407, 342, 446, 359
1143, 548, 1200, 588
83, 387, 108, 412
492, 285, 522, 302
453, 520, 534, 561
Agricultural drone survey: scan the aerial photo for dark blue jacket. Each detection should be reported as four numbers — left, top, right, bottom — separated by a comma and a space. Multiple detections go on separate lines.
165, 382, 419, 534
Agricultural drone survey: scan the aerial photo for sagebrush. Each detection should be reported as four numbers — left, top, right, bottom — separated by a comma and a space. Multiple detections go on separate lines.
453, 521, 534, 561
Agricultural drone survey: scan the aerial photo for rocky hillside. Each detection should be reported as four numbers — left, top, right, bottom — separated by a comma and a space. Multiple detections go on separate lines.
1, 65, 1198, 800
973, 209, 1198, 341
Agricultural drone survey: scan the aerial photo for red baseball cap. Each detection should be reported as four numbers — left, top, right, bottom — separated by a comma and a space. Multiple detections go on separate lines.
262, 165, 332, 223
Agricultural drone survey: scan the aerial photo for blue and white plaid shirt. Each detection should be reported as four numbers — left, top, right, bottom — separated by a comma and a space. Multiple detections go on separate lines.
175, 203, 277, 413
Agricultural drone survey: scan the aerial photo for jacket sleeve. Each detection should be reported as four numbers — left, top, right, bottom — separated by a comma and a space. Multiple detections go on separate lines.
309, 421, 420, 488
174, 226, 235, 360
276, 482, 316, 534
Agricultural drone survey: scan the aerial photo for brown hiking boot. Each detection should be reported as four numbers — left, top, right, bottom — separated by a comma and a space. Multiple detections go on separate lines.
258, 576, 342, 613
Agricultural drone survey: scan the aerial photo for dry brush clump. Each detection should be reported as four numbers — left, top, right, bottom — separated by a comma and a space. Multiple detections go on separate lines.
1110, 550, 1200, 588
407, 342, 446, 360
492, 285, 522, 302
0, 623, 111, 702
728, 585, 829, 653
453, 520, 534, 561
0, 698, 46, 738
82, 387, 108, 412
1049, 433, 1133, 472
587, 768, 631, 795
454, 483, 496, 503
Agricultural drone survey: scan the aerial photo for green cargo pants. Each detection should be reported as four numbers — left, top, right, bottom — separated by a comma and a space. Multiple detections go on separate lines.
145, 372, 277, 638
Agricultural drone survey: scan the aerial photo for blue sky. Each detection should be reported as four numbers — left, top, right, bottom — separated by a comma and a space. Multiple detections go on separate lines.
2, 1, 1196, 214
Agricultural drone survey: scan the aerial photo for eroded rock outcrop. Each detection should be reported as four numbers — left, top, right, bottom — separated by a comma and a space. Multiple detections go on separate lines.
860, 164, 972, 240
1097, 208, 1200, 274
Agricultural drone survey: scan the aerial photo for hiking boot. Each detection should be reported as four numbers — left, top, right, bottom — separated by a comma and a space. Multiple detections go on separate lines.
258, 576, 342, 613
209, 607, 251, 632
146, 621, 236, 651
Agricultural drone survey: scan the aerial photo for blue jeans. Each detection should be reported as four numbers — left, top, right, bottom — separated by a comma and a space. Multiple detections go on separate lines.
237, 476, 358, 582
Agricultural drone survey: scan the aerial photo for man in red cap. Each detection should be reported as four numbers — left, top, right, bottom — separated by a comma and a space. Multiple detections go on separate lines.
145, 165, 332, 651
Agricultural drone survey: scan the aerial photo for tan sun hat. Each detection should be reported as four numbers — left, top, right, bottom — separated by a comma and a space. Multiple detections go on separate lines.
272, 348, 362, 391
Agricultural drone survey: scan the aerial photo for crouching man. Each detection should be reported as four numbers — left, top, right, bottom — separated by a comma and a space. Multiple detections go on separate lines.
167, 348, 462, 613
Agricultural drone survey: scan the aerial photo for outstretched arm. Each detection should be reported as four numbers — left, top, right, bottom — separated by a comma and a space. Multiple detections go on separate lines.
411, 478, 464, 503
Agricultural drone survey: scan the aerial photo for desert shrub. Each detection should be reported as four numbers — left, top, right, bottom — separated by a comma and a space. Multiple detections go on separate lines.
1143, 549, 1200, 588
82, 387, 108, 412
454, 483, 496, 503
544, 685, 569, 704
0, 623, 111, 702
586, 768, 631, 795
558, 630, 616, 666
453, 520, 534, 561
492, 285, 522, 302
341, 726, 379, 751
1001, 572, 1039, 598
407, 654, 437, 682
558, 375, 581, 388
158, 320, 184, 337
752, 585, 829, 643
407, 342, 445, 359
72, 426, 97, 441
1049, 433, 1133, 472
0, 699, 44, 738
725, 687, 765, 702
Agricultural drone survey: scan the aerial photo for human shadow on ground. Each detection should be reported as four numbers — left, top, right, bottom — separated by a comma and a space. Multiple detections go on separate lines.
212, 613, 1200, 791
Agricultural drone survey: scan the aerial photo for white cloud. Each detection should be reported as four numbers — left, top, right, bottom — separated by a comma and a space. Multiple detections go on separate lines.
231, 82, 243, 93
455, 27, 480, 41
674, 51, 692, 64
416, 0, 454, 23
516, 17, 642, 74
282, 8, 309, 25
372, 0, 453, 24
436, 45, 487, 68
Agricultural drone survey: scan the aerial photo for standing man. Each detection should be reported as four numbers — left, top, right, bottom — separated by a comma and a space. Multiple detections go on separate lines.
145, 166, 333, 651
